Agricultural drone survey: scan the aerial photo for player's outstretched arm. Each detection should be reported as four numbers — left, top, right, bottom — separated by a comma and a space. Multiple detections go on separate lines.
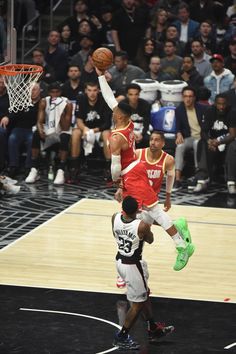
95, 67, 118, 111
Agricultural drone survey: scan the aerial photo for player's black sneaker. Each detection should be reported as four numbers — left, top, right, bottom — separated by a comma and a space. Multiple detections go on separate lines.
149, 322, 175, 342
113, 333, 140, 350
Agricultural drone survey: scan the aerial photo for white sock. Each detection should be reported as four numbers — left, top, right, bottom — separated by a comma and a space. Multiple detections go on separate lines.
172, 232, 186, 248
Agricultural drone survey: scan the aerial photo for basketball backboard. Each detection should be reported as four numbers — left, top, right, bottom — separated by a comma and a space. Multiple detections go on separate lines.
0, 0, 16, 65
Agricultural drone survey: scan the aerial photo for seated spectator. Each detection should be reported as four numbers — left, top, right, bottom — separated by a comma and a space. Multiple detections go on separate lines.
122, 83, 151, 148
180, 55, 204, 90
32, 47, 56, 85
99, 5, 114, 46
204, 54, 235, 104
172, 86, 206, 191
193, 93, 236, 195
133, 38, 158, 72
160, 39, 183, 80
61, 65, 83, 127
44, 30, 69, 83
190, 39, 212, 78
164, 24, 185, 57
173, 2, 199, 45
58, 24, 75, 58
25, 82, 73, 185
2, 83, 41, 178
224, 38, 236, 77
70, 34, 94, 69
145, 55, 172, 81
59, 0, 91, 40
0, 76, 9, 173
146, 8, 169, 43
71, 18, 101, 51
193, 20, 216, 56
150, 0, 179, 22
108, 50, 145, 96
68, 81, 112, 184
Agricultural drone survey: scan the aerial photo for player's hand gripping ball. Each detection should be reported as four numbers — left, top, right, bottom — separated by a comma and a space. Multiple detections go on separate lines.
92, 47, 114, 71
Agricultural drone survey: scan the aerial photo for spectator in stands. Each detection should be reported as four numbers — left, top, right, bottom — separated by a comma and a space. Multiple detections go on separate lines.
193, 93, 236, 195
79, 54, 98, 88
146, 8, 169, 43
193, 20, 216, 56
60, 0, 91, 40
172, 86, 206, 191
190, 39, 212, 78
111, 0, 149, 61
225, 38, 236, 77
73, 18, 102, 50
164, 24, 185, 57
160, 39, 183, 80
68, 81, 112, 184
151, 0, 180, 22
44, 30, 69, 83
107, 50, 145, 96
61, 65, 83, 127
58, 24, 75, 58
99, 5, 114, 46
32, 47, 56, 85
180, 55, 204, 90
0, 76, 9, 173
70, 34, 94, 69
25, 82, 73, 185
2, 83, 41, 178
225, 76, 236, 109
173, 2, 199, 46
145, 55, 172, 81
122, 83, 151, 148
134, 38, 157, 72
204, 54, 235, 104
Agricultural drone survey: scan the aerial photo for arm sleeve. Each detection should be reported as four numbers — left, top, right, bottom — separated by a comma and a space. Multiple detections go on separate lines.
98, 75, 118, 110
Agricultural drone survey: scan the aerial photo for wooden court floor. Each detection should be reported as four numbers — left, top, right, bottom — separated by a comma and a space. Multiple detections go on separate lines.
0, 198, 235, 303
0, 198, 236, 353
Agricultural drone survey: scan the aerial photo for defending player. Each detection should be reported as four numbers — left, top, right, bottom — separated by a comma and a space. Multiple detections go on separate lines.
112, 196, 174, 350
95, 67, 194, 271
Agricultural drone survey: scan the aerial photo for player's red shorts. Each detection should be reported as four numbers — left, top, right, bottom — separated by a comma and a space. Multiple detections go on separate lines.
121, 160, 158, 209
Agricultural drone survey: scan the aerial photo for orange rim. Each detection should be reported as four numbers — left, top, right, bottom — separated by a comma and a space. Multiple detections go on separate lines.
0, 64, 43, 76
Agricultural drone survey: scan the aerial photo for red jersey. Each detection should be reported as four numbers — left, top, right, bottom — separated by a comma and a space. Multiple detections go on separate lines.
111, 120, 136, 170
138, 148, 168, 195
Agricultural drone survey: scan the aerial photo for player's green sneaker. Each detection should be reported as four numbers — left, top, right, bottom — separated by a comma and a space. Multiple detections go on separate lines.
174, 243, 195, 271
173, 217, 192, 244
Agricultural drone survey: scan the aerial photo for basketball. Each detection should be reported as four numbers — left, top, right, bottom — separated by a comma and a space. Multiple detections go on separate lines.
92, 47, 114, 71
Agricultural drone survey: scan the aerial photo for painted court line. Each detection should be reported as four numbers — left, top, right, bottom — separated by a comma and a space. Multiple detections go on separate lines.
20, 307, 120, 353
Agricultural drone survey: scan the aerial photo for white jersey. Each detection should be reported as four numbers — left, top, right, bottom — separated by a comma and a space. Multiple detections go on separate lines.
113, 212, 143, 262
44, 96, 68, 135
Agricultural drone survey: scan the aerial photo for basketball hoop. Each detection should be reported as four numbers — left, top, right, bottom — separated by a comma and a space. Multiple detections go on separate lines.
0, 64, 43, 113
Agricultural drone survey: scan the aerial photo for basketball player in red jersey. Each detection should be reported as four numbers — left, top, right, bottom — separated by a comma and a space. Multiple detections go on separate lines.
95, 67, 194, 271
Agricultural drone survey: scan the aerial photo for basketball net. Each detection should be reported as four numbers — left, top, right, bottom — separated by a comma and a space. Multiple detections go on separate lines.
0, 64, 43, 113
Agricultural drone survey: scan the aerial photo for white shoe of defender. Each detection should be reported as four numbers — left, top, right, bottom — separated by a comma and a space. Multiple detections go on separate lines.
53, 169, 65, 185
25, 168, 40, 184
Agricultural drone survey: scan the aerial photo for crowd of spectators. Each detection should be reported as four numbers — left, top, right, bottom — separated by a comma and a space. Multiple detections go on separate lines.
0, 0, 236, 195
